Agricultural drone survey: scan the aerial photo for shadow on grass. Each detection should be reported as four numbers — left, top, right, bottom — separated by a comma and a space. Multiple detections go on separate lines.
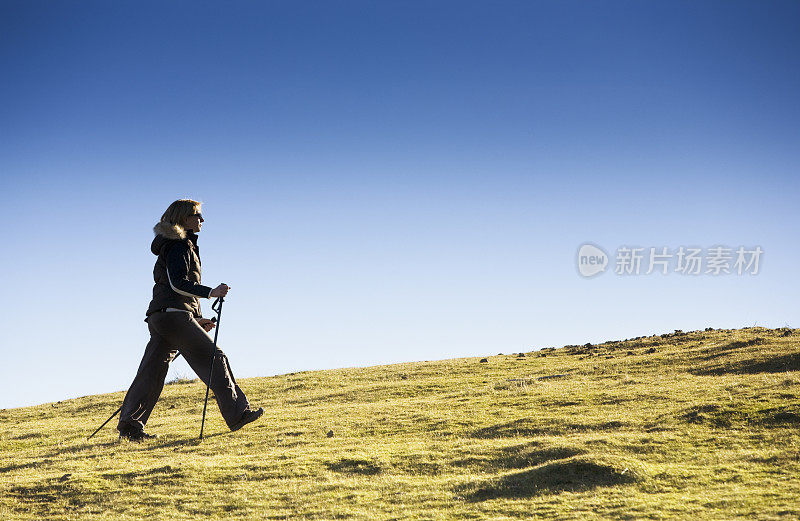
472, 418, 553, 438
102, 464, 187, 484
681, 403, 800, 428
0, 460, 46, 473
43, 440, 117, 460
472, 418, 625, 438
325, 457, 382, 475
453, 442, 586, 471
9, 477, 111, 515
457, 458, 637, 501
698, 337, 767, 362
147, 430, 230, 450
9, 483, 69, 509
392, 457, 443, 475
691, 352, 800, 376
496, 444, 586, 469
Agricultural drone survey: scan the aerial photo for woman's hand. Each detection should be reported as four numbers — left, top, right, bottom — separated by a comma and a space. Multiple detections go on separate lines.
210, 283, 230, 298
197, 318, 216, 333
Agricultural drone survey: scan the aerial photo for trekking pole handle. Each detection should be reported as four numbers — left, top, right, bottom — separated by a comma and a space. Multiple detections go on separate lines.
212, 283, 226, 313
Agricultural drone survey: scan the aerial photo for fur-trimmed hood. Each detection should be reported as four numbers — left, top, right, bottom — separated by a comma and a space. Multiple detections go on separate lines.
151, 221, 196, 255
153, 221, 187, 240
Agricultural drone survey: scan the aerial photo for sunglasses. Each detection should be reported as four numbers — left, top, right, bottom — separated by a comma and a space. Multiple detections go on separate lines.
190, 213, 203, 219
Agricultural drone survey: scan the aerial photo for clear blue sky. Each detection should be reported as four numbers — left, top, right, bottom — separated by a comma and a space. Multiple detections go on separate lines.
1, 1, 798, 409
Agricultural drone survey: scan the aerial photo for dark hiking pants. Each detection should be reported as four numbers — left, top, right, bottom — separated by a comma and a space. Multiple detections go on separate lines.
118, 310, 250, 432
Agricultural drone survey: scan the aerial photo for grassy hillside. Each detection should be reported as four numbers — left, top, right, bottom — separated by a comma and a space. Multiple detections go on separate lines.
1, 327, 799, 520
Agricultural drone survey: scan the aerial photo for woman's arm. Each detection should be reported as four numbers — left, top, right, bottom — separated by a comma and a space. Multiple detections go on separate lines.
165, 242, 213, 299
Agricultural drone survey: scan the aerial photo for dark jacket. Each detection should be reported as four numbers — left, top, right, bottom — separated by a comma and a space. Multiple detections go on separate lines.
145, 222, 212, 320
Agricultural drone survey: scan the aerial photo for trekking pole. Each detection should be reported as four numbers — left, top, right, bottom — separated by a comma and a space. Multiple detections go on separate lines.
87, 348, 189, 440
87, 315, 217, 440
199, 295, 224, 440
88, 404, 124, 440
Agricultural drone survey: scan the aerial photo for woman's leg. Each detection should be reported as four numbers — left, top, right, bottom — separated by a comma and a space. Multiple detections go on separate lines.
147, 311, 250, 428
118, 320, 177, 432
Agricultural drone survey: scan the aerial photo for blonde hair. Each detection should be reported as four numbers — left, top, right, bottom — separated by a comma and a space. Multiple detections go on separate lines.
159, 199, 202, 228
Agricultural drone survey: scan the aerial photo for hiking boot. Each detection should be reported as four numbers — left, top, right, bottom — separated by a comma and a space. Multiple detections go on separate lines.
118, 425, 158, 442
230, 407, 264, 432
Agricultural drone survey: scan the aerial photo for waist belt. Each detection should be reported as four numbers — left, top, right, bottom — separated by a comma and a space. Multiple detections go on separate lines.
151, 308, 190, 314
145, 308, 192, 322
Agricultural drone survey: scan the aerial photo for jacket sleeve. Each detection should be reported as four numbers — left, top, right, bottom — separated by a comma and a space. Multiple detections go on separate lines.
165, 242, 213, 299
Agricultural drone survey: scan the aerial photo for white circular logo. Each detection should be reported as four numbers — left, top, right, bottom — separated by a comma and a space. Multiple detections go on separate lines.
577, 243, 608, 277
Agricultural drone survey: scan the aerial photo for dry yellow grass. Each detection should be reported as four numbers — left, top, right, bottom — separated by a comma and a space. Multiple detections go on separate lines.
1, 326, 798, 519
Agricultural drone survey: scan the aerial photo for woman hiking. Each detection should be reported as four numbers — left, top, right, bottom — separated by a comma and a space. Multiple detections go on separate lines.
117, 199, 263, 441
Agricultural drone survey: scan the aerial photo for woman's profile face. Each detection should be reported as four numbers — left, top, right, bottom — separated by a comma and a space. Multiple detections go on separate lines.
184, 209, 204, 233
